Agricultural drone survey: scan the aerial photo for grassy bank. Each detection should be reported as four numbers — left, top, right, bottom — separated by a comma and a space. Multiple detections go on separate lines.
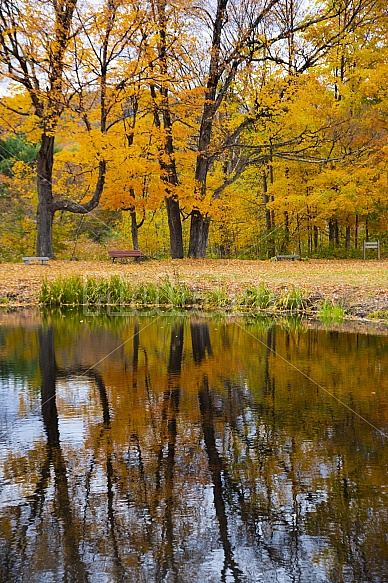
0, 258, 387, 318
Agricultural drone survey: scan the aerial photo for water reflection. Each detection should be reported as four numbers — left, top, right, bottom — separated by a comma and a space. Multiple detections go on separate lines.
0, 311, 387, 582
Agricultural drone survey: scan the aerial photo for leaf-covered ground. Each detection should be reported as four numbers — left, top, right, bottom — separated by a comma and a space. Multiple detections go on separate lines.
1, 258, 388, 318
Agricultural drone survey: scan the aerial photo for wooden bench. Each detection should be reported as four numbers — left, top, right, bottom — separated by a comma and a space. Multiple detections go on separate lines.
276, 254, 300, 261
108, 249, 146, 262
363, 240, 380, 259
22, 256, 49, 265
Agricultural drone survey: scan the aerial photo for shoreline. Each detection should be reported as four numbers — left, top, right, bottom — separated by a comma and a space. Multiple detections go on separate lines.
1, 258, 388, 321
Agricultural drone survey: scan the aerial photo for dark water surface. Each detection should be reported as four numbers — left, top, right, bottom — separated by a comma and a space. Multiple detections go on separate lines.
0, 310, 387, 583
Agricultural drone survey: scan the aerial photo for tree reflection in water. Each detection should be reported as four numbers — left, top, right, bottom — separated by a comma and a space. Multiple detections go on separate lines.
0, 313, 387, 582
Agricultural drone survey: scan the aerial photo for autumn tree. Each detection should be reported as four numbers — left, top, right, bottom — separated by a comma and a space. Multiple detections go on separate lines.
185, 0, 384, 257
0, 0, 149, 258
0, 0, 80, 257
148, 0, 185, 258
259, 0, 388, 255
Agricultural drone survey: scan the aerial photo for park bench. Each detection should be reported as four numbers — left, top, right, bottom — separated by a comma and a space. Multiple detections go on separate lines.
363, 240, 380, 259
276, 254, 300, 261
108, 249, 146, 262
22, 256, 49, 265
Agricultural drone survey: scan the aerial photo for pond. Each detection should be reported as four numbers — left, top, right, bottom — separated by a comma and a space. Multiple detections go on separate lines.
0, 310, 387, 583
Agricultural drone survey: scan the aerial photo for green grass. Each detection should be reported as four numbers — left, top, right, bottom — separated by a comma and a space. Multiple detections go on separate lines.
367, 310, 388, 320
317, 300, 346, 323
40, 276, 195, 308
39, 276, 321, 316
275, 287, 307, 313
41, 276, 85, 306
237, 284, 275, 310
203, 286, 231, 309
158, 277, 195, 307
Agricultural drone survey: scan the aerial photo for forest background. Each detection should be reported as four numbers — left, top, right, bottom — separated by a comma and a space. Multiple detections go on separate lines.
0, 0, 387, 262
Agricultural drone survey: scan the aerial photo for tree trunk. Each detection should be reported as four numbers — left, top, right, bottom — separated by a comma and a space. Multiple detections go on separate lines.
149, 91, 184, 258
296, 213, 301, 254
283, 211, 290, 251
151, 0, 184, 259
268, 156, 276, 258
262, 169, 275, 258
165, 196, 184, 258
328, 218, 336, 245
188, 0, 229, 258
188, 150, 210, 258
345, 225, 351, 249
314, 225, 319, 252
36, 135, 55, 258
131, 208, 139, 249
188, 211, 210, 258
355, 214, 359, 249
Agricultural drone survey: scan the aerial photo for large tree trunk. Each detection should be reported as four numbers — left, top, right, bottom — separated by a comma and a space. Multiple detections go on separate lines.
188, 132, 212, 258
165, 197, 184, 258
151, 0, 184, 259
188, 96, 215, 258
161, 123, 183, 258
188, 211, 210, 258
188, 0, 228, 258
36, 135, 55, 258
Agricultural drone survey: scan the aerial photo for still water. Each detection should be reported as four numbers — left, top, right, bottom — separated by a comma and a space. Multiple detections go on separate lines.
0, 310, 387, 583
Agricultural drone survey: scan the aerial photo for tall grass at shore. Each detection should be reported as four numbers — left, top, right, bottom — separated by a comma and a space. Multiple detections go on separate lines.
317, 299, 346, 323
237, 284, 274, 309
40, 275, 314, 314
40, 275, 196, 308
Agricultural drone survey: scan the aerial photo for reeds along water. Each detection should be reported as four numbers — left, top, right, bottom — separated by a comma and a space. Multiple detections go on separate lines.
40, 275, 319, 314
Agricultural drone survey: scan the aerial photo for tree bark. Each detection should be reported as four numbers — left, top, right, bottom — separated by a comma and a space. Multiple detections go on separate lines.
188, 0, 229, 258
165, 196, 184, 258
355, 215, 359, 249
314, 225, 319, 251
345, 225, 351, 250
151, 0, 184, 259
262, 169, 275, 258
283, 211, 290, 252
131, 208, 139, 250
188, 211, 210, 258
36, 136, 55, 257
328, 218, 336, 245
